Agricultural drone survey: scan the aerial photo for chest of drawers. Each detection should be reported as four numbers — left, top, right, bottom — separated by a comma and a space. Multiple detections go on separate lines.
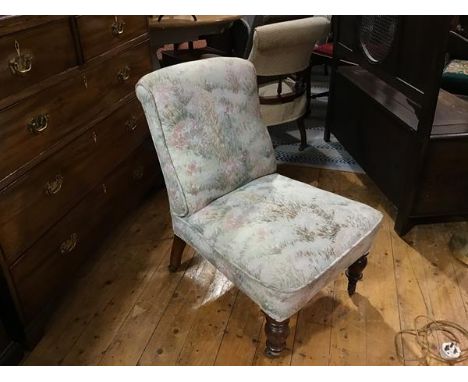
0, 270, 24, 365
0, 16, 162, 351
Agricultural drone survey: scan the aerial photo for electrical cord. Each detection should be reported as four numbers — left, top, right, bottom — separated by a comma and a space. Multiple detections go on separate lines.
395, 315, 468, 365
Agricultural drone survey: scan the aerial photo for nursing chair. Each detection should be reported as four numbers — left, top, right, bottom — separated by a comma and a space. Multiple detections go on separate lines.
248, 17, 330, 151
136, 57, 382, 357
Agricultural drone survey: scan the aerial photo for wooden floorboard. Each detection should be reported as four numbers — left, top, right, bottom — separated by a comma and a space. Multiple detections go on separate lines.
24, 165, 468, 366
137, 252, 219, 365
98, 239, 187, 365
290, 285, 335, 365
214, 291, 264, 366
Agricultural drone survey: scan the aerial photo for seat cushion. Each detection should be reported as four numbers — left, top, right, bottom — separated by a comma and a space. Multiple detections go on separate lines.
258, 79, 307, 126
313, 42, 333, 56
441, 59, 468, 96
173, 173, 382, 321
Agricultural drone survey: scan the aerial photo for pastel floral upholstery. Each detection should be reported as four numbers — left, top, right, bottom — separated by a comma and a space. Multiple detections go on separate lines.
136, 57, 383, 322
173, 174, 381, 321
136, 57, 276, 217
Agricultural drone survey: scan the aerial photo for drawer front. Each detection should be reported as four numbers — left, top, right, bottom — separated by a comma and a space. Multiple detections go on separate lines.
0, 18, 77, 101
77, 16, 148, 61
0, 323, 8, 352
81, 40, 152, 122
0, 98, 149, 266
0, 70, 85, 182
0, 40, 152, 184
10, 139, 160, 322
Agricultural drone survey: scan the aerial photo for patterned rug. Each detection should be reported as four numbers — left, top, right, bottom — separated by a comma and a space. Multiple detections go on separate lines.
269, 70, 364, 174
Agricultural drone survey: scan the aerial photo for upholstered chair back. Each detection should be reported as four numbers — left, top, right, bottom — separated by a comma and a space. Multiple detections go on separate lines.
136, 57, 277, 217
248, 17, 331, 76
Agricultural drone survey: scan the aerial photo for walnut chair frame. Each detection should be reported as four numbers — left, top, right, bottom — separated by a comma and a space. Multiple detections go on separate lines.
247, 17, 331, 152
257, 68, 312, 151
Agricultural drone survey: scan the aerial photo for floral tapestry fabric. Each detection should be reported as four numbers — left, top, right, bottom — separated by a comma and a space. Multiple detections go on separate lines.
441, 59, 468, 95
136, 57, 277, 217
136, 57, 382, 322
444, 59, 468, 75
173, 174, 382, 321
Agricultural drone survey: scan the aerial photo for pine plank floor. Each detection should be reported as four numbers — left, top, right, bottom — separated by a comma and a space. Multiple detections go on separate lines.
24, 164, 468, 366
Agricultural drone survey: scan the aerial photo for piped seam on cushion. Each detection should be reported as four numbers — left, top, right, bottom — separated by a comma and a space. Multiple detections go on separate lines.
174, 203, 383, 293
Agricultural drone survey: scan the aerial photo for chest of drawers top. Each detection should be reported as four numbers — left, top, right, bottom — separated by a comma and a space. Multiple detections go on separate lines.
0, 16, 148, 106
0, 16, 150, 188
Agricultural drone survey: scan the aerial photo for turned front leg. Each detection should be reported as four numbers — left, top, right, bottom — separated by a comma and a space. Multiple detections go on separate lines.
263, 313, 290, 357
169, 235, 186, 272
346, 254, 368, 295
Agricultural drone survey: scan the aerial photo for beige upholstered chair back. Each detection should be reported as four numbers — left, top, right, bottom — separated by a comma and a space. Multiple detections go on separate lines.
248, 17, 331, 76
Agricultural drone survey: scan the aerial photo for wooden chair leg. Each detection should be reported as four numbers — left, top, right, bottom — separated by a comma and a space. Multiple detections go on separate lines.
297, 117, 307, 151
305, 65, 312, 117
324, 124, 331, 142
346, 254, 368, 296
263, 313, 290, 357
169, 235, 186, 273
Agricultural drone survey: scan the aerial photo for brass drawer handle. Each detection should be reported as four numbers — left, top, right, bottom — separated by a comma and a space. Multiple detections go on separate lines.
133, 164, 144, 180
112, 16, 126, 36
44, 174, 63, 196
60, 233, 78, 254
28, 113, 49, 133
125, 116, 137, 131
9, 40, 33, 76
117, 65, 131, 82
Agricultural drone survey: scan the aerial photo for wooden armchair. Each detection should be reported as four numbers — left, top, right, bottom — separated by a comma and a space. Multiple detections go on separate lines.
248, 17, 330, 151
136, 57, 382, 357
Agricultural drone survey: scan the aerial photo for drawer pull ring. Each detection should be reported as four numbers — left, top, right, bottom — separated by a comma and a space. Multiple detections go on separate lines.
28, 113, 49, 133
133, 165, 144, 180
118, 65, 131, 81
44, 174, 63, 196
9, 40, 33, 76
60, 233, 78, 254
112, 16, 126, 36
125, 116, 137, 131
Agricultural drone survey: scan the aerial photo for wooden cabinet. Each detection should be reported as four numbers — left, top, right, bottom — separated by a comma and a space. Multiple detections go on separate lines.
77, 16, 148, 60
11, 141, 159, 322
0, 17, 77, 100
327, 16, 468, 234
0, 327, 8, 355
0, 271, 24, 365
0, 317, 23, 365
0, 16, 162, 356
